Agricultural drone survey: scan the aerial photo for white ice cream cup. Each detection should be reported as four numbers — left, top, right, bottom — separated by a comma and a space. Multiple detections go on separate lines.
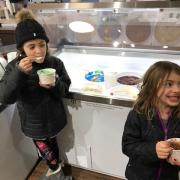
170, 150, 180, 161
37, 68, 56, 85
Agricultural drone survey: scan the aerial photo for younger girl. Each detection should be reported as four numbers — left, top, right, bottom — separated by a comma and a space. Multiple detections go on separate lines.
122, 61, 180, 180
0, 9, 71, 179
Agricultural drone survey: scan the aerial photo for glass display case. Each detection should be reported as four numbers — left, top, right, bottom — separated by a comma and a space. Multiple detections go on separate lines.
30, 1, 180, 49
30, 2, 180, 105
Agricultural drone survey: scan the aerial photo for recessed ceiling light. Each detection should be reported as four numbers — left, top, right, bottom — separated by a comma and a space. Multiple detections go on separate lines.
69, 21, 94, 33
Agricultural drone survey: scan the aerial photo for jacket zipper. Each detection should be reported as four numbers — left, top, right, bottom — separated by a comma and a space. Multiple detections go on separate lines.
156, 111, 172, 180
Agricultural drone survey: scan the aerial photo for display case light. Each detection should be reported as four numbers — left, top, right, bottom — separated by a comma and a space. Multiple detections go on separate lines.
121, 52, 125, 56
58, 25, 64, 29
113, 41, 119, 47
163, 45, 168, 49
81, 49, 87, 54
69, 21, 94, 33
133, 8, 160, 12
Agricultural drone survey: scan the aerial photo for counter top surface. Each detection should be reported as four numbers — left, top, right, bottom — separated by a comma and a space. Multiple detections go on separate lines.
0, 18, 16, 24
0, 26, 15, 30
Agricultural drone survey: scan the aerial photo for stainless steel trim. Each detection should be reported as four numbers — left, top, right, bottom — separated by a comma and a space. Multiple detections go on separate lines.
29, 1, 180, 10
67, 92, 134, 107
59, 45, 180, 56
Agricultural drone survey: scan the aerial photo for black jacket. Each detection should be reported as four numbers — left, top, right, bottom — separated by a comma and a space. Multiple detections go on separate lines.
0, 55, 71, 139
122, 110, 180, 180
10, 0, 22, 2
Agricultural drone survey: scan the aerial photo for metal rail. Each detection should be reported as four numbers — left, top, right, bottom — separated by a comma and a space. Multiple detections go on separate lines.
28, 1, 180, 10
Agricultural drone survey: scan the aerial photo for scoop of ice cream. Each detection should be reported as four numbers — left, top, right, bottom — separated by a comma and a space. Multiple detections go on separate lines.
34, 57, 43, 63
170, 141, 180, 150
38, 68, 55, 75
109, 85, 139, 100
168, 138, 180, 150
82, 83, 103, 95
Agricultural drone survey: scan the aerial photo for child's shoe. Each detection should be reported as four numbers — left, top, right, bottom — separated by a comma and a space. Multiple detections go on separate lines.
46, 169, 73, 180
46, 164, 61, 177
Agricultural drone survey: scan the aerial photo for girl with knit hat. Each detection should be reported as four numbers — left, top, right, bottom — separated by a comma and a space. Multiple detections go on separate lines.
0, 9, 72, 179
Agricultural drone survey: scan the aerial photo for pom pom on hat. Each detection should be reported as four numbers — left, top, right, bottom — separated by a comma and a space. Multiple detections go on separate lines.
15, 8, 49, 48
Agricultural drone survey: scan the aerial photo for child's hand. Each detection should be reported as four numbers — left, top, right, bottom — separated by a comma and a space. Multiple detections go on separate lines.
39, 82, 55, 89
167, 156, 180, 166
18, 57, 33, 73
156, 141, 172, 159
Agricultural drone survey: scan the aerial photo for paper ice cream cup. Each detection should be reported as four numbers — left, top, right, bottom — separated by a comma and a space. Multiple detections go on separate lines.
170, 150, 180, 161
37, 68, 56, 85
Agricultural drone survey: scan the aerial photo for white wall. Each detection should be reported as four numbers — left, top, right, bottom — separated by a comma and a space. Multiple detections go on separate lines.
0, 105, 38, 180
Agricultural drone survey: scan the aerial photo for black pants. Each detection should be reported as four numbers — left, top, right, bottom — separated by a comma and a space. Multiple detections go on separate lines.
33, 137, 59, 171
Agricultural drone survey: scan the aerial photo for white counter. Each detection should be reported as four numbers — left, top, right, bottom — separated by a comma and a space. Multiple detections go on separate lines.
0, 104, 38, 180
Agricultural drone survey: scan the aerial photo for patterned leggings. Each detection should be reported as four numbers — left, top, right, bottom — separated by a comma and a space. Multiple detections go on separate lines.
33, 137, 59, 171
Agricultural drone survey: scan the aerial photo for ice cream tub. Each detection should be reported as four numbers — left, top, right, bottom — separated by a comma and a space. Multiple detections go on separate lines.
37, 68, 56, 85
170, 150, 180, 161
167, 138, 180, 161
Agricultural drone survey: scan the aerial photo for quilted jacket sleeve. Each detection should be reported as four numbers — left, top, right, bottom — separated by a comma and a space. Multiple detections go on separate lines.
49, 58, 71, 99
0, 61, 26, 104
122, 110, 159, 164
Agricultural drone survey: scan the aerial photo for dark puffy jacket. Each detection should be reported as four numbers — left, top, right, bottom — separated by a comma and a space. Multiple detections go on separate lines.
0, 55, 71, 139
122, 110, 180, 180
10, 0, 22, 2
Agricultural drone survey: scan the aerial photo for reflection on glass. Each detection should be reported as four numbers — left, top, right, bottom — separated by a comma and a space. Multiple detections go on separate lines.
69, 21, 95, 33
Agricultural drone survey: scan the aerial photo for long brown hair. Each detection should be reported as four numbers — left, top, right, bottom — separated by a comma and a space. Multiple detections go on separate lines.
134, 61, 180, 120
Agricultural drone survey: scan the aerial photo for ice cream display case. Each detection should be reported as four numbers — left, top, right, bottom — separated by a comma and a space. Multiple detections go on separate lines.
56, 46, 180, 104
29, 2, 180, 179
30, 1, 180, 106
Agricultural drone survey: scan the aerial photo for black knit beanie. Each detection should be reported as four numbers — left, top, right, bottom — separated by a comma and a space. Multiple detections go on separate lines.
15, 18, 49, 48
